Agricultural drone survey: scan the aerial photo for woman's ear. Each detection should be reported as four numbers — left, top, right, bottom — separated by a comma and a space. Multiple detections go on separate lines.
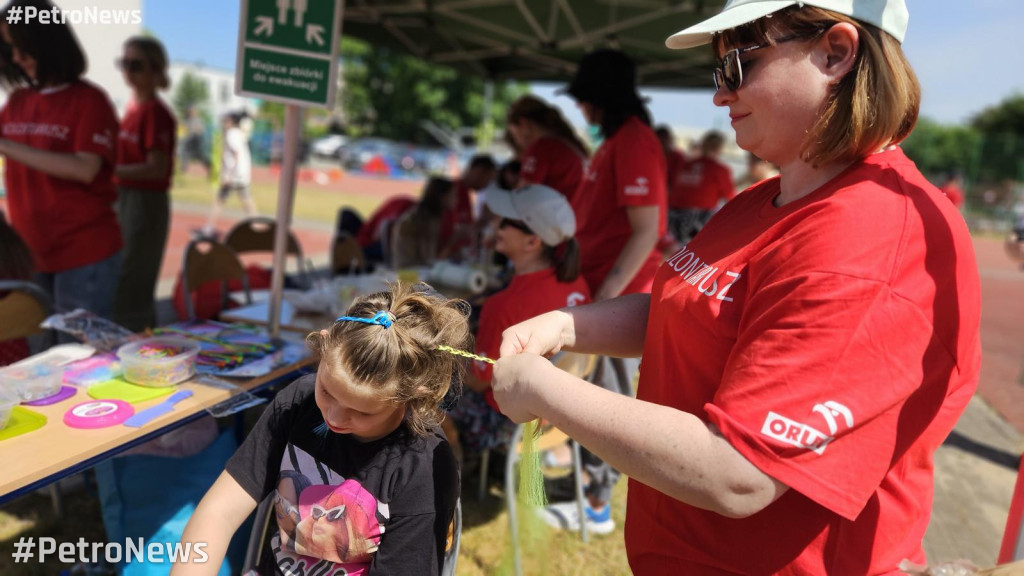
819, 22, 859, 82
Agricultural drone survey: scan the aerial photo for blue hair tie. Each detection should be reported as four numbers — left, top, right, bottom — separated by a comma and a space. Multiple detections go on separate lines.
336, 310, 395, 329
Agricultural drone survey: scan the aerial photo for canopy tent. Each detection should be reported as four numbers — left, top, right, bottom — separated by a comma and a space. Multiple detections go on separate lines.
341, 0, 728, 88
264, 0, 729, 334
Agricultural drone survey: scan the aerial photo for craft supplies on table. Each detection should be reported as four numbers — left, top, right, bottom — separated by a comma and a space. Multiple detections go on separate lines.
123, 390, 194, 428
0, 407, 46, 440
63, 400, 135, 429
0, 387, 18, 430
427, 262, 487, 294
88, 379, 176, 404
117, 337, 201, 387
23, 385, 77, 406
0, 360, 65, 402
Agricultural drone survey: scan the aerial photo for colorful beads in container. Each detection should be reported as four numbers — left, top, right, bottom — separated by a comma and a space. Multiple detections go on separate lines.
116, 337, 202, 387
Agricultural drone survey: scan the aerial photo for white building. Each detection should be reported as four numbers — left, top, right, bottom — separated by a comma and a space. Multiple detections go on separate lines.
168, 62, 260, 123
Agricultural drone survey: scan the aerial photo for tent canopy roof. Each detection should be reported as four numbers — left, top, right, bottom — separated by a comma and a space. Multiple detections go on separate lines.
342, 0, 727, 88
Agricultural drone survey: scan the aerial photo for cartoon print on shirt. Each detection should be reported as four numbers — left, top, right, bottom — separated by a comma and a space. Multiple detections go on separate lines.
272, 444, 389, 576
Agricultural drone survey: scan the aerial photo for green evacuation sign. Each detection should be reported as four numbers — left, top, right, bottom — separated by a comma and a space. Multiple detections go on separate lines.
236, 0, 342, 108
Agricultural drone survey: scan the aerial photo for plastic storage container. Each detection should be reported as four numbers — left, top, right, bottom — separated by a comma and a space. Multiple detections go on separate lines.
0, 361, 65, 402
117, 337, 201, 387
0, 387, 17, 430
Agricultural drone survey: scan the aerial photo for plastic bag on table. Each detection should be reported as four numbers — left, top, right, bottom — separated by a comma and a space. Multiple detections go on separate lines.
40, 309, 135, 352
899, 559, 980, 576
193, 375, 267, 418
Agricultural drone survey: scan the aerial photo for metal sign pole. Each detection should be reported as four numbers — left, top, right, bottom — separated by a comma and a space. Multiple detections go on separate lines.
268, 105, 302, 337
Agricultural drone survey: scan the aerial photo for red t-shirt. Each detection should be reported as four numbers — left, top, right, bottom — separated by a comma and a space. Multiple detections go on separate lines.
356, 195, 416, 247
626, 148, 982, 575
941, 182, 964, 208
115, 97, 177, 191
440, 179, 474, 249
665, 148, 687, 191
0, 81, 121, 273
520, 136, 585, 204
572, 116, 667, 295
670, 156, 735, 210
472, 268, 591, 410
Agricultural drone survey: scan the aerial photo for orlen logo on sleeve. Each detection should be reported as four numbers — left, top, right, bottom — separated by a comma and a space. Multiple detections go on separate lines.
760, 401, 853, 455
624, 177, 649, 196
566, 292, 586, 307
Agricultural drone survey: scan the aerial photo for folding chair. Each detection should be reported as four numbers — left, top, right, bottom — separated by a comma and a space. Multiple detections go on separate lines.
331, 233, 367, 275
500, 352, 599, 576
224, 217, 310, 287
0, 280, 52, 343
181, 238, 251, 320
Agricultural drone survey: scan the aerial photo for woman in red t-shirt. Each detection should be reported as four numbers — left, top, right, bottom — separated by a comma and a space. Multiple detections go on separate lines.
0, 3, 121, 320
506, 95, 588, 203
668, 130, 736, 244
445, 185, 590, 462
113, 36, 177, 332
491, 2, 981, 574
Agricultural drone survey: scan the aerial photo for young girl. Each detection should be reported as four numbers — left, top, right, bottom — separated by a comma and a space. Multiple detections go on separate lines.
505, 95, 588, 203
173, 283, 467, 576
447, 185, 590, 463
114, 36, 177, 332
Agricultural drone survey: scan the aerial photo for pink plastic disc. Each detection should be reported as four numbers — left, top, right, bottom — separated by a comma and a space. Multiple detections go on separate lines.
63, 400, 135, 429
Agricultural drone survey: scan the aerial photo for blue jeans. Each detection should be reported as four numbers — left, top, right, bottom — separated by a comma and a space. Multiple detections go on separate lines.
36, 251, 122, 320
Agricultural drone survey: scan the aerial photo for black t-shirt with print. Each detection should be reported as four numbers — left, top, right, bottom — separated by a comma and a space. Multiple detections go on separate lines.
226, 374, 459, 576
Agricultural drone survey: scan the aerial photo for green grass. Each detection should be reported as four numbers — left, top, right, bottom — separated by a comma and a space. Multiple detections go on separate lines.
168, 172, 393, 226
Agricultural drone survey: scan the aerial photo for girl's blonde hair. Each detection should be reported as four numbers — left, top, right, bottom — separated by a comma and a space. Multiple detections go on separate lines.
715, 5, 920, 167
306, 283, 472, 437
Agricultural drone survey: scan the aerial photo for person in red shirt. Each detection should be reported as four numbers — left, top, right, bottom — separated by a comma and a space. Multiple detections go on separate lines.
506, 95, 589, 203
439, 155, 496, 256
355, 194, 416, 264
113, 36, 177, 332
655, 125, 687, 193
446, 185, 590, 466
940, 171, 965, 209
0, 1, 121, 321
669, 130, 736, 244
490, 2, 982, 574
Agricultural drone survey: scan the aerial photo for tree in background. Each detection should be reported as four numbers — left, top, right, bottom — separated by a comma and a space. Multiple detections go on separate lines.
970, 94, 1024, 184
902, 117, 980, 178
338, 37, 527, 144
172, 71, 210, 122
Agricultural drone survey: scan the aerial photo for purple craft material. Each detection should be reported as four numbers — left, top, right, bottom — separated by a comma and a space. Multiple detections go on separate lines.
23, 385, 77, 406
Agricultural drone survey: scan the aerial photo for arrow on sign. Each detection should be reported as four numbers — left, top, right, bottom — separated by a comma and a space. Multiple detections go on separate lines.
255, 16, 274, 37
306, 23, 324, 46
276, 0, 290, 24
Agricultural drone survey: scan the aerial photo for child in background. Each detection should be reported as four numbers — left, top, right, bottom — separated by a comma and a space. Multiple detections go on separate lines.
446, 185, 590, 466
172, 283, 465, 576
0, 212, 35, 365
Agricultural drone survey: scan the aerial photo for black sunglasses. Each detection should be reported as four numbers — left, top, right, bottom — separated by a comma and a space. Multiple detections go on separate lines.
713, 28, 829, 92
116, 57, 146, 73
499, 218, 533, 235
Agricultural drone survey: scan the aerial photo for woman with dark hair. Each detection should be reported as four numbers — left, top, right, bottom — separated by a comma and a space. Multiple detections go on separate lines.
530, 48, 668, 533
391, 176, 456, 268
0, 0, 121, 320
113, 35, 177, 332
493, 1, 981, 573
506, 95, 588, 203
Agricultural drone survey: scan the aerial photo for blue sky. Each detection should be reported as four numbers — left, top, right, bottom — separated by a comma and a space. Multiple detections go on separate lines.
145, 0, 1023, 132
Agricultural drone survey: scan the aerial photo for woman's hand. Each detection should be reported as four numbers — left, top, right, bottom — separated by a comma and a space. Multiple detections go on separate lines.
491, 353, 555, 423
498, 309, 575, 358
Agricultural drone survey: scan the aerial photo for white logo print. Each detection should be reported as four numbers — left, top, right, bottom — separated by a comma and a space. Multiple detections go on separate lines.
624, 177, 649, 196
566, 292, 586, 307
760, 401, 854, 455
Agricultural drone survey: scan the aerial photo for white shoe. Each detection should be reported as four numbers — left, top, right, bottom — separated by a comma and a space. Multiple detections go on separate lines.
540, 500, 615, 535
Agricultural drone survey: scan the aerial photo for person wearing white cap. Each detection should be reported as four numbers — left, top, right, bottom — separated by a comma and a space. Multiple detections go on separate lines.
445, 186, 592, 477
491, 1, 981, 574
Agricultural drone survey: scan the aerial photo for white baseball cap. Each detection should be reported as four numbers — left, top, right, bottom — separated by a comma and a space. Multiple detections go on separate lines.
666, 0, 909, 49
485, 185, 576, 247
